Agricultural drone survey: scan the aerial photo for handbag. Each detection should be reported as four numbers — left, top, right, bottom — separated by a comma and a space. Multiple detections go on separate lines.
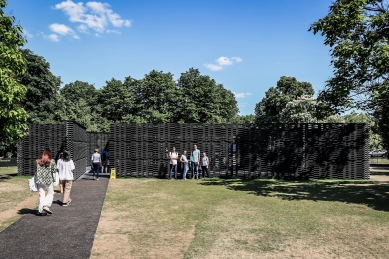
53, 172, 59, 186
28, 175, 38, 192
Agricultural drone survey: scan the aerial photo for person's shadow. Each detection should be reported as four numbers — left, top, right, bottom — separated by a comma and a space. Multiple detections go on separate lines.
18, 208, 38, 215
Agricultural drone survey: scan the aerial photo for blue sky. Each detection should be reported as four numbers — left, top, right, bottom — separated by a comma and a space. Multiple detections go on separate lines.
7, 0, 334, 115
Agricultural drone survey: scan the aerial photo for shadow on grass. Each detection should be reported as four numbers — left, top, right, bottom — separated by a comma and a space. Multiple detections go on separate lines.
201, 179, 389, 212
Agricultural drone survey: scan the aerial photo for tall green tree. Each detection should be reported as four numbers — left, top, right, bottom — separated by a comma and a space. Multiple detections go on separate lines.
0, 0, 28, 143
254, 76, 316, 123
61, 80, 98, 107
372, 88, 389, 149
309, 0, 389, 114
17, 49, 64, 123
126, 70, 178, 123
177, 68, 238, 123
60, 80, 108, 131
98, 78, 135, 123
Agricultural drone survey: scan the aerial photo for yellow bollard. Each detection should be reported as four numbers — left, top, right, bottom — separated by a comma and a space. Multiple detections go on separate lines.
110, 168, 116, 179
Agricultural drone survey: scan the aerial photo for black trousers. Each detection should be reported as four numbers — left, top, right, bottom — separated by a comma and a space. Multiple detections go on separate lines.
201, 166, 209, 178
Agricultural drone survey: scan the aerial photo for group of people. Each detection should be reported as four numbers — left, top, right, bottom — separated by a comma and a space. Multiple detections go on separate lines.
168, 144, 210, 180
34, 148, 109, 216
34, 149, 75, 216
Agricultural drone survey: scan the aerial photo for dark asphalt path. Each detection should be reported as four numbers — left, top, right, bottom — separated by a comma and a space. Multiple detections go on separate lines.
0, 177, 109, 259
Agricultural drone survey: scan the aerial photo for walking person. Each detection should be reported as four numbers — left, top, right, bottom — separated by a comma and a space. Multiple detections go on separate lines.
169, 146, 178, 180
35, 148, 56, 215
91, 149, 102, 180
201, 152, 210, 179
191, 144, 201, 180
57, 151, 75, 206
180, 150, 189, 180
101, 150, 109, 174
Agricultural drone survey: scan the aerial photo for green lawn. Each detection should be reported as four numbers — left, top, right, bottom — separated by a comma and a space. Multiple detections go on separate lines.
0, 166, 17, 176
370, 157, 389, 165
91, 178, 389, 259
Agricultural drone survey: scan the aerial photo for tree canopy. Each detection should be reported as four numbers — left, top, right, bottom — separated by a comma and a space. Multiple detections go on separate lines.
177, 68, 238, 123
254, 76, 316, 123
0, 0, 28, 144
309, 0, 389, 114
17, 49, 63, 123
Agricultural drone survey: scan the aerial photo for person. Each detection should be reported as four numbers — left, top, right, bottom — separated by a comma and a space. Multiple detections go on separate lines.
169, 146, 178, 180
201, 152, 210, 179
180, 150, 189, 180
35, 148, 56, 215
57, 152, 64, 193
57, 151, 75, 206
101, 150, 109, 174
191, 144, 201, 180
91, 149, 102, 180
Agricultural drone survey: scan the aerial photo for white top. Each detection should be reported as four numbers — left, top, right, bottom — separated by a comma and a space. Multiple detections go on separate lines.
92, 153, 101, 163
201, 156, 209, 166
181, 154, 188, 163
169, 152, 178, 165
57, 159, 75, 180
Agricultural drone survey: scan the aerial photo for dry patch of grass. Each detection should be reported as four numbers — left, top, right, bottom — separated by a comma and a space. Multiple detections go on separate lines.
92, 179, 389, 259
0, 176, 36, 232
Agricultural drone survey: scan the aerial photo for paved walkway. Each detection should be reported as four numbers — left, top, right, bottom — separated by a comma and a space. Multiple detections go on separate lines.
0, 175, 109, 259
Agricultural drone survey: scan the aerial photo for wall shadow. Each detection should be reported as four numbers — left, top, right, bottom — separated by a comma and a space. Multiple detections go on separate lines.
201, 179, 389, 212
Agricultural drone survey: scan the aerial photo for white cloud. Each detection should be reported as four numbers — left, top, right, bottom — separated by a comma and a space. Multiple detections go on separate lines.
106, 29, 121, 34
49, 23, 80, 40
23, 29, 33, 38
233, 92, 252, 98
203, 64, 223, 71
47, 34, 60, 42
231, 57, 242, 63
49, 23, 74, 35
53, 0, 131, 35
216, 56, 233, 66
204, 56, 242, 71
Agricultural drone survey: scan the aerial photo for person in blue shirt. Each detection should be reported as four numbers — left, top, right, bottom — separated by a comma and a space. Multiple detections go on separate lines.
191, 144, 200, 179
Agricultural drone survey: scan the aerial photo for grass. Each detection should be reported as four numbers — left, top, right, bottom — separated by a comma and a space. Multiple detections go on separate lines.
91, 178, 389, 259
0, 166, 17, 176
370, 157, 389, 165
0, 170, 35, 232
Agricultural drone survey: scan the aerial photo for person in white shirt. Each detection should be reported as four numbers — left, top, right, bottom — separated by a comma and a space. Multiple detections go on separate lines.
91, 149, 101, 180
180, 150, 189, 180
57, 150, 75, 207
201, 152, 210, 179
169, 146, 178, 180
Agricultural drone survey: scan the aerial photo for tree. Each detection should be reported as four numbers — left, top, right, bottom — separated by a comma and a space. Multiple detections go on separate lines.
98, 78, 135, 123
60, 80, 98, 107
0, 0, 28, 144
60, 80, 109, 131
17, 49, 63, 123
309, 0, 389, 114
230, 114, 256, 124
254, 76, 316, 123
372, 88, 389, 149
177, 68, 238, 123
126, 70, 178, 123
